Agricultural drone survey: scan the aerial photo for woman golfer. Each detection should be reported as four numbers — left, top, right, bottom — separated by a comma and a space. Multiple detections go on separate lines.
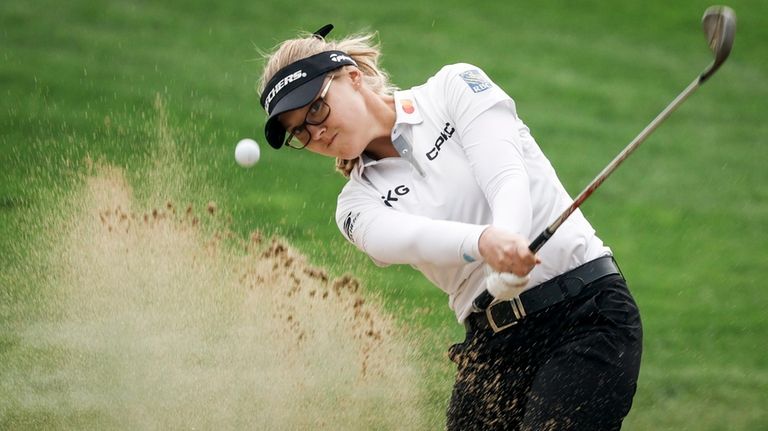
257, 25, 642, 430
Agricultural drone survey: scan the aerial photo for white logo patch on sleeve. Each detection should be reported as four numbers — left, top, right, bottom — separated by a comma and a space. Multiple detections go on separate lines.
459, 69, 493, 93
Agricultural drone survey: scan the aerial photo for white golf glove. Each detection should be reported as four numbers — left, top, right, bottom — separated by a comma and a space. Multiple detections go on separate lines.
486, 271, 530, 302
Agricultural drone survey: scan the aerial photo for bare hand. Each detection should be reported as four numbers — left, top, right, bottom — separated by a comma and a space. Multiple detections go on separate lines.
478, 226, 540, 276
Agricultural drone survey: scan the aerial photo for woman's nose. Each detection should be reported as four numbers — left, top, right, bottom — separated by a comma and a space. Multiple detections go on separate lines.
306, 123, 326, 141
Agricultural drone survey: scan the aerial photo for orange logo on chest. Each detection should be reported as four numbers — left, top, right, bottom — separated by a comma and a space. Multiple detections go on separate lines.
400, 99, 415, 114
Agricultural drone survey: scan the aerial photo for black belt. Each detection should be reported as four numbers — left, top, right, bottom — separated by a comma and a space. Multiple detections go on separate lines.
466, 256, 621, 334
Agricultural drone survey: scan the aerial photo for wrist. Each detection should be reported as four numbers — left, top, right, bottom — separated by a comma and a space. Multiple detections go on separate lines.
461, 224, 490, 263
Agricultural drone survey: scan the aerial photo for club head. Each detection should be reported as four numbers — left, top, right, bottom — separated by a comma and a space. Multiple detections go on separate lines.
700, 5, 737, 82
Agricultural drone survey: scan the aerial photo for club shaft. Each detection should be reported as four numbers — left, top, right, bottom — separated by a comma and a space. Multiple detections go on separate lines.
474, 76, 703, 311
531, 76, 702, 252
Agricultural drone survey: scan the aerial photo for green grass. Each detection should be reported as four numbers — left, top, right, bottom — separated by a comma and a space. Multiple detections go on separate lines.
2, 0, 767, 429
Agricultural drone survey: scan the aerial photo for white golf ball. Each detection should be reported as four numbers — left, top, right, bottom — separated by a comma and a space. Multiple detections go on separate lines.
235, 138, 260, 167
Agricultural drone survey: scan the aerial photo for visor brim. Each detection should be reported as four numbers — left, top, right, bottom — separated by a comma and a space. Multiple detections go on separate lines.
264, 74, 327, 149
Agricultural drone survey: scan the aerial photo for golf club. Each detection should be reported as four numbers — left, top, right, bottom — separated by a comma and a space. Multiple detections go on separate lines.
473, 5, 737, 311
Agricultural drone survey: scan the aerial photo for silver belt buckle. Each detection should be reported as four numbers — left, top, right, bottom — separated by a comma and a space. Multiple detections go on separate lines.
485, 296, 527, 333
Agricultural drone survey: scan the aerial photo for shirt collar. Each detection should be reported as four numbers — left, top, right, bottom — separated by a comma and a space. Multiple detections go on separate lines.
353, 90, 423, 177
351, 153, 377, 179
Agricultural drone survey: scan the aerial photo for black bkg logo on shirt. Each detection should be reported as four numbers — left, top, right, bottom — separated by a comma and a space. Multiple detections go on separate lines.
343, 211, 359, 243
426, 122, 456, 161
381, 185, 410, 207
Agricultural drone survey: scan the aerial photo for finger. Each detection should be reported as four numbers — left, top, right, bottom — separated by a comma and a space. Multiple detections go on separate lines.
498, 272, 529, 287
511, 259, 537, 276
486, 272, 529, 301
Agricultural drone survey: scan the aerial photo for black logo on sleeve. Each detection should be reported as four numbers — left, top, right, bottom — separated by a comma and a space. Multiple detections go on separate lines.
343, 211, 359, 243
426, 122, 456, 161
381, 185, 410, 207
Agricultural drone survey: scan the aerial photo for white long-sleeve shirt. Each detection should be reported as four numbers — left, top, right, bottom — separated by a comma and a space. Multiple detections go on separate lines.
335, 63, 610, 322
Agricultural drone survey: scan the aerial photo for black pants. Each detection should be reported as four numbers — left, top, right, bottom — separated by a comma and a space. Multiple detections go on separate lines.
447, 274, 642, 431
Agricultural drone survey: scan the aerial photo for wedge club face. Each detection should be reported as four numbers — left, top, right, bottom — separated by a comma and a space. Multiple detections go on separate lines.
701, 5, 737, 82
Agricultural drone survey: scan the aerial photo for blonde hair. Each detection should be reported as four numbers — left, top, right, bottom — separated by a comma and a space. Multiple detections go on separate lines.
258, 31, 397, 178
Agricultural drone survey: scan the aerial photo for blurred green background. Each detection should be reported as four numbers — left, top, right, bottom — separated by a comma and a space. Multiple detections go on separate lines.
2, 0, 766, 429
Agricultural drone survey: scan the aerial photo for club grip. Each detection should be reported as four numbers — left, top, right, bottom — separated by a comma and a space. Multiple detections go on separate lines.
528, 228, 553, 253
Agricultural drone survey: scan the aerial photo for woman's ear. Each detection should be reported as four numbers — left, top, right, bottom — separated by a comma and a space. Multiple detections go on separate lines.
347, 67, 362, 88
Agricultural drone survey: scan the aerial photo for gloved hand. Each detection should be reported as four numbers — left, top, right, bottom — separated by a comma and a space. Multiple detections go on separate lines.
486, 271, 529, 302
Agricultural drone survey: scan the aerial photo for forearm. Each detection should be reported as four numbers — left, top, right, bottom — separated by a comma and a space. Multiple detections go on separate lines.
355, 209, 487, 267
458, 101, 534, 237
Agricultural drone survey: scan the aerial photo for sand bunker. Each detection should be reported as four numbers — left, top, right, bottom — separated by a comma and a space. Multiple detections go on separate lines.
3, 164, 426, 429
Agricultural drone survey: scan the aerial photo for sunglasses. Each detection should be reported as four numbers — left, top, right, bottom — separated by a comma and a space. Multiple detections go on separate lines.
283, 75, 335, 149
